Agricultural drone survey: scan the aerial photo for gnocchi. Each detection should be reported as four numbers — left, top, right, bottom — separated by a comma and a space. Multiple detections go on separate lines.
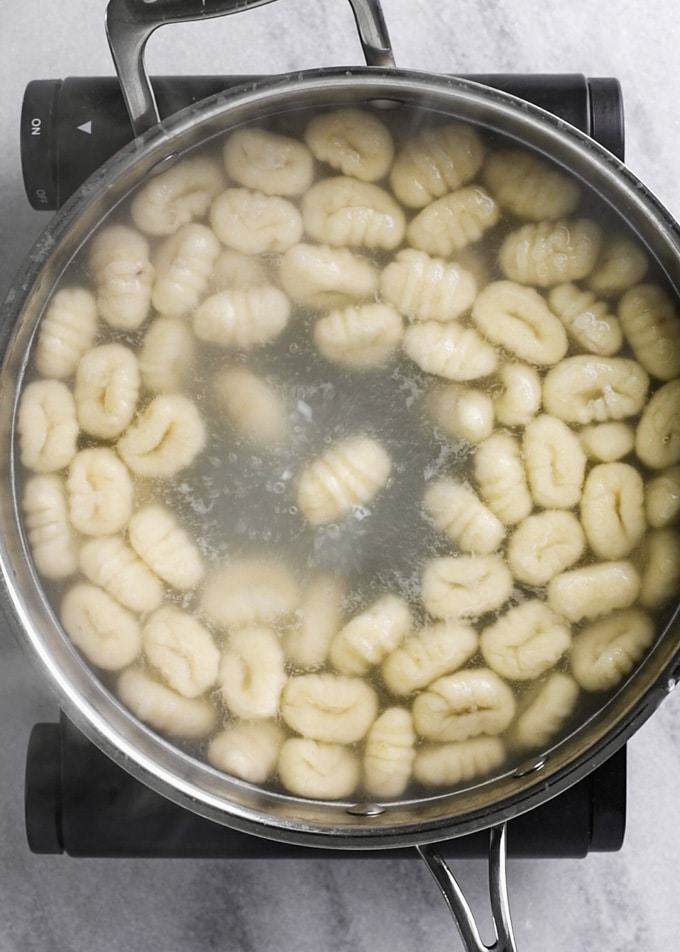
79, 535, 163, 614
117, 393, 206, 478
618, 284, 680, 381
381, 621, 478, 696
329, 593, 412, 675
35, 287, 98, 380
389, 123, 485, 208
474, 432, 532, 526
421, 554, 513, 620
587, 236, 648, 296
219, 625, 287, 719
547, 561, 640, 623
635, 379, 680, 468
88, 225, 154, 330
481, 148, 581, 221
283, 573, 346, 670
128, 504, 204, 591
479, 601, 572, 681
380, 249, 477, 324
510, 673, 580, 752
117, 666, 217, 738
208, 721, 285, 784
412, 669, 516, 743
18, 379, 79, 473
414, 737, 506, 788
151, 223, 221, 316
548, 283, 623, 357
210, 188, 303, 255
279, 243, 378, 308
507, 510, 586, 586
407, 186, 500, 258
403, 321, 498, 381
143, 606, 219, 699
130, 156, 225, 236
281, 673, 378, 744
138, 316, 196, 393
223, 127, 314, 197
201, 557, 299, 630
74, 344, 140, 440
296, 435, 391, 526
471, 281, 568, 366
313, 303, 403, 369
364, 708, 416, 799
61, 583, 141, 671
22, 475, 79, 580
214, 368, 288, 447
304, 108, 394, 182
67, 448, 133, 536
570, 610, 655, 692
192, 287, 291, 350
499, 218, 602, 287
278, 738, 360, 800
423, 478, 505, 555
580, 463, 647, 559
523, 415, 587, 509
493, 362, 542, 427
543, 356, 649, 424
302, 176, 405, 250
427, 384, 495, 444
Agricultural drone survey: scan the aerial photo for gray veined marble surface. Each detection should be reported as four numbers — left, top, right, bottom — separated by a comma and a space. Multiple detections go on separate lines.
1, 1, 679, 950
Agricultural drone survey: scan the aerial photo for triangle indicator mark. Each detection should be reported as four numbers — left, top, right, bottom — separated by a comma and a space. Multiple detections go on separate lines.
77, 120, 93, 135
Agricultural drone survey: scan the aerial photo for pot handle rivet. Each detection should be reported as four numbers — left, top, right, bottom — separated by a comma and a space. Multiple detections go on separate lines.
417, 824, 519, 952
105, 0, 395, 139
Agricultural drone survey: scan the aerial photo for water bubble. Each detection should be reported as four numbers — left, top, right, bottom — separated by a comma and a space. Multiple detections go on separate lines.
273, 482, 285, 494
288, 506, 298, 515
353, 506, 371, 521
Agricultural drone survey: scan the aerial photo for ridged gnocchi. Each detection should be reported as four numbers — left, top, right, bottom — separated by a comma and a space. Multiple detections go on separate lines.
304, 108, 394, 182
88, 225, 154, 330
208, 721, 285, 783
407, 186, 500, 259
364, 708, 416, 798
548, 283, 623, 357
499, 218, 602, 287
474, 432, 532, 525
18, 379, 79, 473
302, 177, 405, 250
61, 583, 141, 671
472, 281, 567, 366
523, 415, 586, 509
296, 435, 391, 526
329, 593, 412, 675
421, 554, 513, 619
79, 535, 163, 614
389, 123, 485, 208
570, 610, 655, 692
130, 156, 225, 236
214, 368, 288, 448
138, 316, 196, 393
35, 287, 98, 380
151, 223, 221, 317
128, 504, 204, 591
403, 320, 498, 381
223, 127, 314, 197
412, 669, 516, 743
279, 243, 378, 308
201, 557, 299, 630
22, 475, 79, 579
380, 249, 477, 324
67, 448, 133, 536
143, 606, 219, 699
423, 478, 505, 554
427, 384, 495, 444
117, 393, 206, 478
482, 148, 581, 221
219, 625, 286, 719
313, 303, 403, 369
210, 188, 303, 255
480, 601, 572, 681
192, 287, 291, 350
74, 344, 140, 439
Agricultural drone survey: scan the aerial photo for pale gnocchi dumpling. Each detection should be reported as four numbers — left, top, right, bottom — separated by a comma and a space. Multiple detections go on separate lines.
636, 528, 680, 609
548, 283, 623, 357
34, 287, 98, 380
412, 669, 515, 743
201, 557, 300, 630
403, 321, 498, 382
117, 667, 217, 739
423, 478, 505, 555
303, 108, 394, 182
296, 435, 391, 526
279, 243, 378, 309
481, 148, 581, 221
223, 127, 314, 196
523, 415, 586, 509
499, 218, 602, 288
474, 432, 533, 526
280, 673, 378, 744
407, 186, 499, 259
214, 368, 288, 448
578, 422, 635, 463
67, 448, 133, 536
587, 237, 649, 297
543, 356, 649, 424
211, 248, 270, 291
618, 284, 680, 382
427, 384, 495, 444
547, 561, 640, 623
283, 573, 346, 670
61, 583, 141, 671
143, 606, 220, 700
192, 287, 291, 350
74, 343, 140, 439
363, 708, 416, 799
645, 465, 680, 528
313, 303, 403, 369
130, 156, 225, 236
381, 621, 478, 696
380, 249, 477, 324
493, 362, 542, 428
414, 737, 506, 788
79, 535, 163, 614
302, 177, 405, 250
570, 609, 655, 692
389, 123, 485, 208
278, 738, 360, 800
479, 601, 572, 681
138, 316, 196, 394
329, 593, 412, 675
580, 462, 646, 559
208, 721, 285, 784
421, 554, 513, 620
128, 504, 204, 591
210, 188, 303, 255
18, 379, 79, 473
151, 223, 221, 317
471, 281, 567, 366
510, 673, 580, 752
635, 379, 680, 469
218, 625, 286, 719
88, 225, 154, 330
507, 510, 586, 586
117, 393, 206, 478
22, 475, 79, 580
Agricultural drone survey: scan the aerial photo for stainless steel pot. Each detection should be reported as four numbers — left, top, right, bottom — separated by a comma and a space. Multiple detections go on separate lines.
1, 2, 679, 948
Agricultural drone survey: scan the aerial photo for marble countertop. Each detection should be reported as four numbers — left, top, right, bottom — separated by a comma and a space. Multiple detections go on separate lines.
1, 1, 679, 950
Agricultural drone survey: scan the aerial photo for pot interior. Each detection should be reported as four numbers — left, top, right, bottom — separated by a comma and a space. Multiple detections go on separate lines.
2, 71, 680, 847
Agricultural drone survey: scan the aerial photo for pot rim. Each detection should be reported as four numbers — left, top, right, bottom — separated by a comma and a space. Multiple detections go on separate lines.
2, 66, 680, 849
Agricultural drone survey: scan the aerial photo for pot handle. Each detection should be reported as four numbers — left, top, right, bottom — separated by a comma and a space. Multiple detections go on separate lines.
417, 824, 519, 952
105, 0, 395, 138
